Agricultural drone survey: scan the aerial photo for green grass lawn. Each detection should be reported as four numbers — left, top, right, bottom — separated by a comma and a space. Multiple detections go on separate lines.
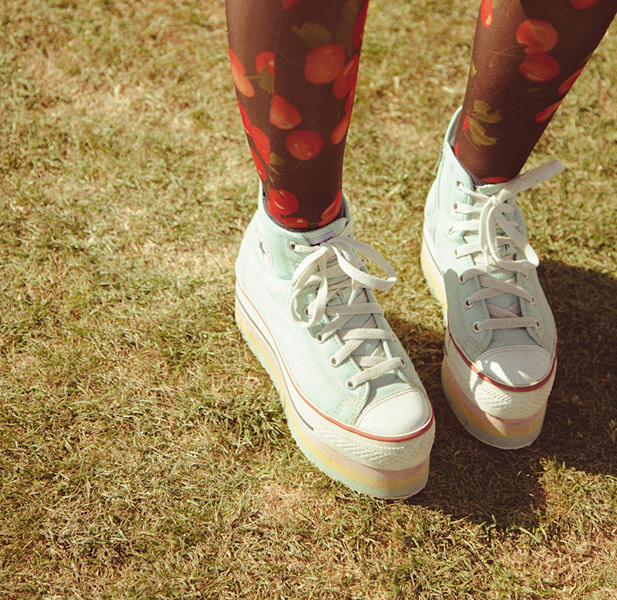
1, 1, 616, 598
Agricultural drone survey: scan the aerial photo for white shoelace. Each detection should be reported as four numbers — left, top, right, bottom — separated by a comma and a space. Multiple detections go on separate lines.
287, 222, 405, 389
451, 160, 563, 332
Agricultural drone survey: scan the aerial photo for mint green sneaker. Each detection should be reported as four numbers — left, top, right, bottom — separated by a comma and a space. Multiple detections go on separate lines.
422, 109, 563, 449
235, 185, 435, 498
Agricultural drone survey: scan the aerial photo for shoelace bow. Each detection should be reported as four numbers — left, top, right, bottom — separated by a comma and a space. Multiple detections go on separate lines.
288, 222, 405, 389
451, 159, 563, 332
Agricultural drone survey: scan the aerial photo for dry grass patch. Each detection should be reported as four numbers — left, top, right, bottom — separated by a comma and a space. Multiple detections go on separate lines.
1, 0, 617, 598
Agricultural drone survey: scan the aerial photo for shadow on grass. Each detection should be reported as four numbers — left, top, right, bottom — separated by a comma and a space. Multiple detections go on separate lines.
388, 260, 617, 530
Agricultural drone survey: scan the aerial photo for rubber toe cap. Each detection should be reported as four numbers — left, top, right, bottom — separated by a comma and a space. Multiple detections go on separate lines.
474, 345, 554, 387
354, 387, 431, 437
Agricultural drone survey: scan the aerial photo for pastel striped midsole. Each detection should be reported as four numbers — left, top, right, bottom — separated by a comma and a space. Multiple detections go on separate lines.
286, 387, 431, 494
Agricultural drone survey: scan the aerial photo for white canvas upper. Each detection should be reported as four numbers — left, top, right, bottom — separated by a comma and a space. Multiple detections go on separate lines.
423, 108, 561, 425
236, 184, 434, 439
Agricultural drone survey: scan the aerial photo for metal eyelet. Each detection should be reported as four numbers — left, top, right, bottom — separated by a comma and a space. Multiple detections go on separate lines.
315, 333, 324, 343
345, 379, 356, 390
472, 322, 481, 332
453, 202, 459, 212
455, 180, 463, 189
288, 242, 296, 251
535, 320, 542, 330
529, 296, 536, 306
464, 298, 473, 308
304, 307, 310, 317
459, 274, 465, 284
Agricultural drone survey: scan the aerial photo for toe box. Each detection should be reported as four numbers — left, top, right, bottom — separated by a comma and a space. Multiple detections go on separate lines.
354, 386, 432, 437
474, 345, 554, 387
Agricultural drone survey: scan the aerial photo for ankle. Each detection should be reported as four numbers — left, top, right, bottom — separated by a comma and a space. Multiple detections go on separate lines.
261, 184, 344, 232
452, 147, 513, 186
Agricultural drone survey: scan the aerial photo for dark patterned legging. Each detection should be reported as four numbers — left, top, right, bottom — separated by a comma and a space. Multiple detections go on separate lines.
455, 0, 617, 182
226, 0, 616, 229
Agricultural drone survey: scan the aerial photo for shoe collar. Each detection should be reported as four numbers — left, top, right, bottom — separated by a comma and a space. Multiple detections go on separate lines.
254, 182, 351, 279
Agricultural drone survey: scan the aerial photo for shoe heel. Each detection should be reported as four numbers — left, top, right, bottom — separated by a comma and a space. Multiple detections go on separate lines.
420, 235, 447, 312
441, 360, 546, 450
235, 290, 284, 394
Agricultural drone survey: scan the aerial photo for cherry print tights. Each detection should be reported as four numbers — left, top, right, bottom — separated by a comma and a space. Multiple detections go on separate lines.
455, 0, 617, 182
226, 0, 616, 228
226, 0, 367, 229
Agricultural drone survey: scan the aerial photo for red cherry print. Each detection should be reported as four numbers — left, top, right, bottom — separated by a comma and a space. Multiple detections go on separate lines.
344, 88, 356, 115
534, 100, 562, 124
571, 0, 598, 7
319, 190, 343, 226
483, 176, 510, 183
352, 0, 369, 48
333, 54, 360, 99
284, 0, 301, 8
516, 20, 558, 54
256, 51, 275, 76
229, 48, 255, 97
269, 94, 302, 130
454, 143, 460, 156
304, 44, 345, 84
462, 115, 469, 131
278, 216, 308, 228
480, 0, 493, 27
286, 130, 324, 160
252, 127, 271, 165
238, 102, 253, 137
250, 147, 267, 181
268, 188, 300, 217
558, 66, 585, 94
331, 113, 351, 145
519, 53, 560, 82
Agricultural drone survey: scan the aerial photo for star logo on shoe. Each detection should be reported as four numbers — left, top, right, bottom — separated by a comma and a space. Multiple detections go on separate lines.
257, 237, 272, 269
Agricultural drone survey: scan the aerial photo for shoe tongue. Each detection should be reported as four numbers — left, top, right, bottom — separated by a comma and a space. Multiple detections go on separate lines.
472, 183, 535, 349
306, 216, 403, 390
303, 215, 348, 246
303, 214, 372, 355
329, 283, 378, 354
475, 182, 504, 197
328, 279, 404, 389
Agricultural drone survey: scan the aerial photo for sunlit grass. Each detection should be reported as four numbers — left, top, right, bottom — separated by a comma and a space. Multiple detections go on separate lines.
1, 1, 616, 598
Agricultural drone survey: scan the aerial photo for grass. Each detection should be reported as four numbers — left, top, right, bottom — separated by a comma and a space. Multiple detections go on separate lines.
1, 0, 616, 598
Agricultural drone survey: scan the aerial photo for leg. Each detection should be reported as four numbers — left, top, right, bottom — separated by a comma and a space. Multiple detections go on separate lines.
423, 1, 616, 447
226, 0, 366, 228
228, 0, 435, 497
455, 0, 617, 182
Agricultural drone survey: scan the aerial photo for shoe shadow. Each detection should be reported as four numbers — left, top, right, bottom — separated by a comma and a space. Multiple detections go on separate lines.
387, 260, 617, 530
